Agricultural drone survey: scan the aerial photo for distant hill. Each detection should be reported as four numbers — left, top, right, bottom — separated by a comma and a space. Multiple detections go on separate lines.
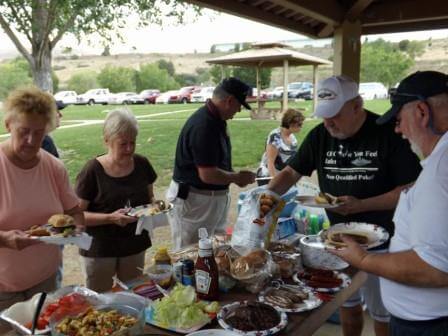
22, 37, 448, 88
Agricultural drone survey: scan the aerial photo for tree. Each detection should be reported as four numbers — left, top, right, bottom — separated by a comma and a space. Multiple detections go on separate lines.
67, 71, 98, 94
97, 65, 136, 92
0, 1, 200, 92
232, 67, 272, 88
401, 40, 425, 59
157, 59, 175, 77
361, 39, 413, 88
210, 65, 231, 84
196, 67, 210, 85
0, 60, 32, 99
175, 73, 197, 87
136, 63, 178, 92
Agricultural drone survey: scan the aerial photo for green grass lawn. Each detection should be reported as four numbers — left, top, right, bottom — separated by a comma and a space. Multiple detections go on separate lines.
0, 99, 391, 187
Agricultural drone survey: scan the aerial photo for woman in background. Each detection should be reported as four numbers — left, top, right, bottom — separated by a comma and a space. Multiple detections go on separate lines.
76, 109, 157, 292
0, 87, 83, 331
257, 108, 304, 185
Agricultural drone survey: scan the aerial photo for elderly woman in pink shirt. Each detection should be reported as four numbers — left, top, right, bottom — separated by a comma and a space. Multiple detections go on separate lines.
0, 87, 83, 329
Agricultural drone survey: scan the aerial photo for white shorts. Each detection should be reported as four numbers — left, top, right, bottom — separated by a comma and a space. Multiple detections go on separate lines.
166, 180, 230, 251
342, 250, 390, 322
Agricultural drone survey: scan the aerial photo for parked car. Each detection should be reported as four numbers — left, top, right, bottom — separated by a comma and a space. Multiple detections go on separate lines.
248, 88, 268, 100
287, 82, 313, 100
76, 88, 111, 105
109, 92, 138, 105
131, 89, 160, 104
155, 90, 179, 104
169, 86, 201, 104
359, 82, 388, 100
190, 87, 215, 103
267, 86, 284, 99
54, 91, 77, 105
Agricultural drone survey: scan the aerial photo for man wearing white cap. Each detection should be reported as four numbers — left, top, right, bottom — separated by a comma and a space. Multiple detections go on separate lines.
268, 75, 421, 336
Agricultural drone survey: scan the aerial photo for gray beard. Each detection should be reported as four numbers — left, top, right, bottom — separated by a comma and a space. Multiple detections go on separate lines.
410, 141, 423, 158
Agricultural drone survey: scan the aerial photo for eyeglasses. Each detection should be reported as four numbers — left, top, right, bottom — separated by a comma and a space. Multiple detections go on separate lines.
391, 92, 444, 135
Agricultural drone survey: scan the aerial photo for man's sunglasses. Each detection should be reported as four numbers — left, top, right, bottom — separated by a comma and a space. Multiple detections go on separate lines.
390, 92, 427, 105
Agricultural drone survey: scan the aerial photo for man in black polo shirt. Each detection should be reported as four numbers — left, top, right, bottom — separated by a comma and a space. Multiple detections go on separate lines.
268, 75, 421, 336
167, 77, 256, 250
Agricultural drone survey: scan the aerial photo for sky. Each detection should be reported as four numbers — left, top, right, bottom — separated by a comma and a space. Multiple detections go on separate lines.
1, 8, 448, 58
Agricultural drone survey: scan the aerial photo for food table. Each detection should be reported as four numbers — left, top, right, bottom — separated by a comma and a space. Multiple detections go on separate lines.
142, 269, 367, 336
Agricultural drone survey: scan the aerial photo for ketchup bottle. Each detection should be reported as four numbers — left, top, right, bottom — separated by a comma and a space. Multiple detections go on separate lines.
195, 228, 219, 301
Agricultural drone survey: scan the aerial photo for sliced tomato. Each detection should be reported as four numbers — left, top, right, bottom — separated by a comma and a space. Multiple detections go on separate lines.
37, 317, 48, 330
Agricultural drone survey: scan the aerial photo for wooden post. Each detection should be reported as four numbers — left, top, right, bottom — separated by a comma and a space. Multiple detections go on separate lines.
256, 65, 261, 114
312, 64, 318, 116
283, 59, 289, 111
333, 20, 361, 83
220, 65, 225, 80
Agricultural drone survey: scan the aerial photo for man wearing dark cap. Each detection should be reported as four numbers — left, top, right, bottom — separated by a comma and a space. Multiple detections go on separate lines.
332, 71, 448, 336
41, 100, 65, 158
167, 77, 256, 250
267, 75, 421, 336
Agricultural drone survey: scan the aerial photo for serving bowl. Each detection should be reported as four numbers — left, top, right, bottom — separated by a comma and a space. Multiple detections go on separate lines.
145, 264, 172, 288
299, 235, 348, 270
50, 304, 144, 336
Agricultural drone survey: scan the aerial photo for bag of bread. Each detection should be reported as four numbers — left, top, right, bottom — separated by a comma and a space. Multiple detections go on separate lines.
229, 248, 276, 293
231, 187, 284, 251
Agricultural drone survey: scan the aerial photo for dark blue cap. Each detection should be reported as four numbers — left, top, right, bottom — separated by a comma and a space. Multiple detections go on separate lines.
217, 77, 252, 110
56, 100, 67, 110
377, 71, 448, 125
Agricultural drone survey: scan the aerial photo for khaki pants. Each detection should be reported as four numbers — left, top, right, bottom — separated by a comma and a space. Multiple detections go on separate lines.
81, 251, 145, 293
0, 273, 57, 333
167, 181, 230, 251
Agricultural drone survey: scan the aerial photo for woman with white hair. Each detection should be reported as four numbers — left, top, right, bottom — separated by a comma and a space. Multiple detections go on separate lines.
76, 109, 157, 292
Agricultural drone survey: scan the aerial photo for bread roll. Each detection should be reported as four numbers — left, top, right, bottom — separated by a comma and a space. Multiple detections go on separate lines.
48, 214, 75, 228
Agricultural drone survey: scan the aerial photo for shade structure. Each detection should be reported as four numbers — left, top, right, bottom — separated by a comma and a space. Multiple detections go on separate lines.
207, 42, 332, 115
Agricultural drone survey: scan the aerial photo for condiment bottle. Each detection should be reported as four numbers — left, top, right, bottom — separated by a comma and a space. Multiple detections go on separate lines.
195, 228, 219, 300
153, 247, 171, 266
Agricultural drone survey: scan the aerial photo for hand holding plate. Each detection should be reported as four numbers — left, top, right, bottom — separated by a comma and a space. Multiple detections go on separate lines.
2, 230, 41, 250
109, 209, 135, 227
329, 235, 369, 269
327, 195, 363, 215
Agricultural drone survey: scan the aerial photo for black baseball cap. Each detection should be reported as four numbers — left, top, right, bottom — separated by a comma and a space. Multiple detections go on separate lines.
216, 77, 252, 110
56, 100, 67, 111
377, 71, 448, 125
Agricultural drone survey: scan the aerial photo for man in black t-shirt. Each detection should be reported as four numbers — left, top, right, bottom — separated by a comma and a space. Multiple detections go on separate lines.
268, 76, 421, 336
41, 100, 65, 158
167, 77, 256, 250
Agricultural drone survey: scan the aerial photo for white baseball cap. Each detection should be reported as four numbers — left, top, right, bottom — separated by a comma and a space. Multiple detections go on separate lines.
314, 75, 359, 118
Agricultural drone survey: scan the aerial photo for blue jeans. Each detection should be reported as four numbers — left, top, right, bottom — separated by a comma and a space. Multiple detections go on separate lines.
390, 315, 448, 336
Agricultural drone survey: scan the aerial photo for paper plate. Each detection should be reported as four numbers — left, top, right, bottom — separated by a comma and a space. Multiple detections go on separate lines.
258, 286, 322, 313
187, 330, 240, 336
217, 301, 287, 335
32, 232, 93, 250
321, 222, 389, 250
295, 195, 341, 208
293, 270, 351, 293
127, 203, 173, 218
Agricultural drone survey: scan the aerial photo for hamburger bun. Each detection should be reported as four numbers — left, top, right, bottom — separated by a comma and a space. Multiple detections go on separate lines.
327, 232, 369, 247
48, 214, 75, 228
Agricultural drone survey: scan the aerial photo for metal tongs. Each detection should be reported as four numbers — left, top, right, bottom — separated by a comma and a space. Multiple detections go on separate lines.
270, 279, 309, 292
31, 292, 47, 334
